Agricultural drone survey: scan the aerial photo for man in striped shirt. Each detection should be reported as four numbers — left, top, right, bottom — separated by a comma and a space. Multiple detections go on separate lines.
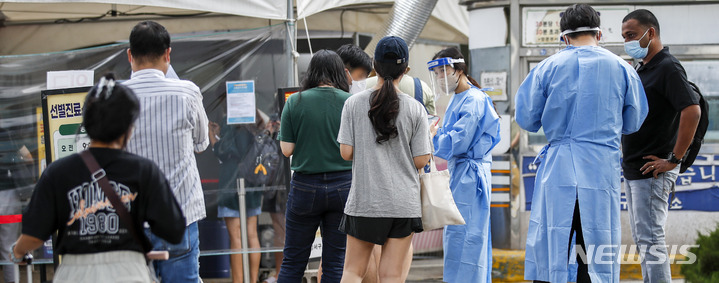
123, 20, 209, 283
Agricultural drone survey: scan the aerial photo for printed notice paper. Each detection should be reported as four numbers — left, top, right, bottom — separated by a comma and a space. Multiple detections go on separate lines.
226, 80, 256, 124
47, 70, 94, 90
480, 71, 508, 101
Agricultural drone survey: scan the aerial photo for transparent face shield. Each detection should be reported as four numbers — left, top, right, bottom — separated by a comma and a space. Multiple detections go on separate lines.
427, 57, 465, 100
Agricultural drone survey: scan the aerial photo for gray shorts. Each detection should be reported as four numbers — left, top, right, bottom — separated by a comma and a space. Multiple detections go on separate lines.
54, 251, 152, 283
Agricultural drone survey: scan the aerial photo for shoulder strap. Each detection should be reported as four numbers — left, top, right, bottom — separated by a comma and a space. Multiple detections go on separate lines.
412, 77, 428, 114
79, 150, 151, 253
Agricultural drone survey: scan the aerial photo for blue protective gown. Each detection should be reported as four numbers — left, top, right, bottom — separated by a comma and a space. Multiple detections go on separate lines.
515, 45, 648, 283
433, 85, 500, 283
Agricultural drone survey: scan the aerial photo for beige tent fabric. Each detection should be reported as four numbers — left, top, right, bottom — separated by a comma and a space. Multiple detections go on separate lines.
0, 0, 287, 21
0, 0, 468, 55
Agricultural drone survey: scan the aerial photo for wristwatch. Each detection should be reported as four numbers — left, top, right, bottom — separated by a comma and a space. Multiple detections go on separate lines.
10, 243, 33, 264
668, 152, 684, 164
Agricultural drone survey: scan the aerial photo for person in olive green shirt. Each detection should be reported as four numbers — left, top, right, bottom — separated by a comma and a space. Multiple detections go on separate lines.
276, 49, 353, 282
278, 86, 352, 173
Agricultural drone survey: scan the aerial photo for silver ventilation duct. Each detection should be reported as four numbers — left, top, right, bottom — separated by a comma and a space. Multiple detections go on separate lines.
364, 0, 439, 56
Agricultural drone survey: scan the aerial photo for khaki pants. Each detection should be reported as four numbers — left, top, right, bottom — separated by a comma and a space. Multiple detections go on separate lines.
54, 251, 152, 283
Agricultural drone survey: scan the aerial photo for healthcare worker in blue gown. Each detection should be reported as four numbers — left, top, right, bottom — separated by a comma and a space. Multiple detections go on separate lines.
515, 4, 648, 283
428, 47, 500, 283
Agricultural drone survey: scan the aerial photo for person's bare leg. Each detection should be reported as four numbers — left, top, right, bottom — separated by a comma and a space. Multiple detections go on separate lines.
225, 217, 244, 283
340, 235, 375, 283
247, 215, 261, 283
400, 243, 413, 282
378, 234, 414, 283
317, 260, 323, 283
271, 212, 285, 281
361, 245, 381, 283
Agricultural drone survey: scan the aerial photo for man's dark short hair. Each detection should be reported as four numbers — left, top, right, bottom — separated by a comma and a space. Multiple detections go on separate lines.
129, 21, 171, 60
336, 44, 372, 74
623, 9, 661, 36
559, 4, 601, 39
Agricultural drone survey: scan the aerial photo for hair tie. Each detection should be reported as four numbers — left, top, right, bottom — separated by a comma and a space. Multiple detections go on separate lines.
96, 76, 115, 99
94, 77, 106, 98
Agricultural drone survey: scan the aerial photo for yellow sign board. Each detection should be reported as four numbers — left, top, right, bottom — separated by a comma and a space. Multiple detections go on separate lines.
36, 107, 46, 174
41, 87, 91, 164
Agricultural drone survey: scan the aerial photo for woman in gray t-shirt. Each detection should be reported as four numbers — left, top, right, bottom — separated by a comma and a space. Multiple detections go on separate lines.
337, 36, 431, 282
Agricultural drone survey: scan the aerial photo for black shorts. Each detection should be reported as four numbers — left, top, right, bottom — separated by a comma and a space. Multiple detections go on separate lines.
339, 214, 423, 245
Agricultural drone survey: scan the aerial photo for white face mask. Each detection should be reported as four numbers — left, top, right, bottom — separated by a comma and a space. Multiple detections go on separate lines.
349, 79, 366, 94
436, 70, 460, 95
624, 29, 652, 59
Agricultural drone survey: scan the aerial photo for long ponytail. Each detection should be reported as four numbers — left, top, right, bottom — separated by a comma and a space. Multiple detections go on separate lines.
369, 60, 407, 143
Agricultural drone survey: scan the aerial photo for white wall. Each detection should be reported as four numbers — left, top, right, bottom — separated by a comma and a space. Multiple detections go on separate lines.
468, 7, 507, 49
466, 4, 719, 49
635, 4, 719, 45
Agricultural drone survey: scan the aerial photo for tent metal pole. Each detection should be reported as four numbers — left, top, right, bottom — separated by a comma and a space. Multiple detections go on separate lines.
287, 0, 297, 87
237, 178, 250, 283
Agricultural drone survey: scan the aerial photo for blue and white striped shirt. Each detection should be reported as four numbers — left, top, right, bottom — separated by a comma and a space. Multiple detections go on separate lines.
124, 69, 209, 225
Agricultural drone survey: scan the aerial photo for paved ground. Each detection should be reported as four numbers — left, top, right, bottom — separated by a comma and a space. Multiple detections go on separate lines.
10, 253, 690, 282
409, 281, 686, 283
204, 255, 690, 282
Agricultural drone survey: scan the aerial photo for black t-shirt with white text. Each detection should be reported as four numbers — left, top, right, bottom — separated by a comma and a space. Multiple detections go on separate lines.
622, 47, 700, 180
22, 148, 185, 255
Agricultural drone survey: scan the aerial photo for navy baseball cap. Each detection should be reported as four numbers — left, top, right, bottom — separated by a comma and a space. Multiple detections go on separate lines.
374, 36, 409, 65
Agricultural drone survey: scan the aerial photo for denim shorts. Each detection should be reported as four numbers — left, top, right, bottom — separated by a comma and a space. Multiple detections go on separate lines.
339, 214, 423, 245
217, 205, 262, 218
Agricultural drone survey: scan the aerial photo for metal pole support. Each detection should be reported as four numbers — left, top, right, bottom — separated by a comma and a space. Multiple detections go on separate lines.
237, 178, 250, 283
13, 264, 32, 283
26, 263, 32, 283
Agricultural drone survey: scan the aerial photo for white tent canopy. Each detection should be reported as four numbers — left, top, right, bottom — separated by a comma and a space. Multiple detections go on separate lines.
2, 0, 467, 31
0, 0, 288, 21
0, 0, 468, 55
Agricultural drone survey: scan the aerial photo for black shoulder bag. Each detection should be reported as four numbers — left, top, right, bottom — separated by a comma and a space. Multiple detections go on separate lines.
680, 81, 709, 173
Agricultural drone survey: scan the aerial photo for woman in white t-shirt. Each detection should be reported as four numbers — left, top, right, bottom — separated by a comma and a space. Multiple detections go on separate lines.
337, 36, 431, 283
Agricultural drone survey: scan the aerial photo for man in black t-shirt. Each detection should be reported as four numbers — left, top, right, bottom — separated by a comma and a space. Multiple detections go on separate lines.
621, 9, 701, 282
